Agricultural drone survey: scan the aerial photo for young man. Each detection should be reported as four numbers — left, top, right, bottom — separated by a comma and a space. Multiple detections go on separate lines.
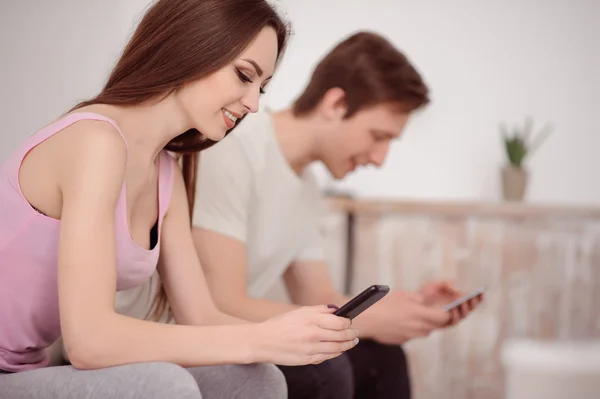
191, 31, 482, 399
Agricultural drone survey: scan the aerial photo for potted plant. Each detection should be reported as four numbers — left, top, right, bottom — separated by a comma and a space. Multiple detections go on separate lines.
500, 116, 553, 201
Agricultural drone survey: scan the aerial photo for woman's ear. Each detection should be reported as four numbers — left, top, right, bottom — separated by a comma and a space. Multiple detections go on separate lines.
319, 87, 347, 121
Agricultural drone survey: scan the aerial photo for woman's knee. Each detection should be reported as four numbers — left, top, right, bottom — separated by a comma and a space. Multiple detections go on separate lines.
127, 362, 202, 399
257, 363, 287, 398
185, 362, 286, 399
233, 363, 287, 399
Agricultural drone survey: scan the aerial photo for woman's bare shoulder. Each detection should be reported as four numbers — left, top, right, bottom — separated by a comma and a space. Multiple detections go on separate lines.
53, 117, 128, 208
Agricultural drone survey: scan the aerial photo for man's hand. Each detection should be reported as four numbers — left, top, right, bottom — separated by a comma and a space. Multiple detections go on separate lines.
353, 290, 450, 345
419, 280, 484, 327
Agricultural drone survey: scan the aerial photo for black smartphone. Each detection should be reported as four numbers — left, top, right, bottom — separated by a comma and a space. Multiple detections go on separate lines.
334, 284, 390, 319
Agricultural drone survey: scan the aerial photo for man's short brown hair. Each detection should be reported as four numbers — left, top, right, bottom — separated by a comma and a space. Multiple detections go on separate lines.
293, 31, 430, 118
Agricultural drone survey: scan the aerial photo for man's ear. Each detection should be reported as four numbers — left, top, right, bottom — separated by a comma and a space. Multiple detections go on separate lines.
319, 87, 347, 121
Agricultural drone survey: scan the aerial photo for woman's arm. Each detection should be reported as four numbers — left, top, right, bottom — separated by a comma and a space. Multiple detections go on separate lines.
56, 124, 256, 370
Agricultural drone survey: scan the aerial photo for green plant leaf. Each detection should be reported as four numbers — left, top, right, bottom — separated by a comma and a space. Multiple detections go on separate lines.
499, 117, 553, 167
505, 136, 526, 167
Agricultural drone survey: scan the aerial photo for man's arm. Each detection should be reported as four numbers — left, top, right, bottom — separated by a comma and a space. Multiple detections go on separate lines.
192, 227, 300, 322
283, 260, 345, 306
191, 132, 304, 321
192, 227, 354, 325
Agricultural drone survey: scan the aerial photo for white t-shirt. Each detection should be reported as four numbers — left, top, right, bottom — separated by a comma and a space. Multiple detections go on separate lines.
192, 110, 326, 298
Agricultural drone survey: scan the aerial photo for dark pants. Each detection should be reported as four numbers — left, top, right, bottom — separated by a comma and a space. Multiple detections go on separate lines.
277, 340, 411, 399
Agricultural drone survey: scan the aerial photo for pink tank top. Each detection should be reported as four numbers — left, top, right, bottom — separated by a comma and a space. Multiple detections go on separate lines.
0, 112, 175, 372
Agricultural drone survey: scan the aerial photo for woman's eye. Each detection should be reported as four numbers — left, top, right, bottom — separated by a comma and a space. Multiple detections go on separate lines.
237, 68, 266, 95
236, 69, 252, 83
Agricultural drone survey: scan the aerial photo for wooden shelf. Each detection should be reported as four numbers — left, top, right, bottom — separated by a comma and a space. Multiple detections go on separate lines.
325, 196, 600, 219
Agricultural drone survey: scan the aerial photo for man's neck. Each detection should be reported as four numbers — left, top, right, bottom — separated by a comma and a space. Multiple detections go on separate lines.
271, 108, 323, 175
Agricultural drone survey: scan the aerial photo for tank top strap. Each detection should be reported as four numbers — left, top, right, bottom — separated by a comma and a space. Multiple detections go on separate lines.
5, 112, 129, 185
31, 112, 127, 151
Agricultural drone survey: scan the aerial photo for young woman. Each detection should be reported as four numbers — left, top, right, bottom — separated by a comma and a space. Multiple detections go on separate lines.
0, 0, 359, 397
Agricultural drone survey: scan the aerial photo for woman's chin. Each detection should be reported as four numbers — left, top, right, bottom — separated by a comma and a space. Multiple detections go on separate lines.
200, 126, 227, 142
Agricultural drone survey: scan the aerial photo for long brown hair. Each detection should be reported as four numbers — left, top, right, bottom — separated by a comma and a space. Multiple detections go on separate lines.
71, 0, 289, 321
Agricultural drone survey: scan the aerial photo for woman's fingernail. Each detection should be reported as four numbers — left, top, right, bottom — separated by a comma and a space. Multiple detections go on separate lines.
327, 304, 339, 310
353, 338, 360, 345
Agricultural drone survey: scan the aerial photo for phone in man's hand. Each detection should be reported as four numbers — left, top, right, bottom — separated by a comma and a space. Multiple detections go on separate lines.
441, 286, 486, 312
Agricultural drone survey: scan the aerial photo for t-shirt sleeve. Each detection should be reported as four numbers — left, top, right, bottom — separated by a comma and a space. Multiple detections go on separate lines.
192, 136, 253, 243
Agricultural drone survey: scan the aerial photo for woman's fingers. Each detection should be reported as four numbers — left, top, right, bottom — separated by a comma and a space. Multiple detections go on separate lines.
316, 312, 352, 331
316, 326, 359, 342
311, 337, 359, 355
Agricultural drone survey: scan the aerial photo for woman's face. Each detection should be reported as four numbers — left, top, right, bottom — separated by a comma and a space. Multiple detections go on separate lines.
176, 26, 279, 141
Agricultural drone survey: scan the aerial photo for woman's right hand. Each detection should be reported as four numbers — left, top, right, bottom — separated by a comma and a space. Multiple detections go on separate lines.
252, 305, 360, 366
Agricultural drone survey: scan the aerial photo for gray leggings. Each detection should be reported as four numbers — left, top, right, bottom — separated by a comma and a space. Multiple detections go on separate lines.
0, 362, 287, 399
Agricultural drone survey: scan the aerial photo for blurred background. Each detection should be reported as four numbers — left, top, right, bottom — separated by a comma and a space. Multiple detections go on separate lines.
1, 0, 598, 398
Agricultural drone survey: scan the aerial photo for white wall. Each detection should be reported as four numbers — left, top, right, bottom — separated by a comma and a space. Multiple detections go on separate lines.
1, 0, 598, 206
0, 0, 124, 159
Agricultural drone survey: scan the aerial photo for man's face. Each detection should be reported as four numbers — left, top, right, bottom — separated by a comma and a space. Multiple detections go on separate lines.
319, 104, 410, 179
